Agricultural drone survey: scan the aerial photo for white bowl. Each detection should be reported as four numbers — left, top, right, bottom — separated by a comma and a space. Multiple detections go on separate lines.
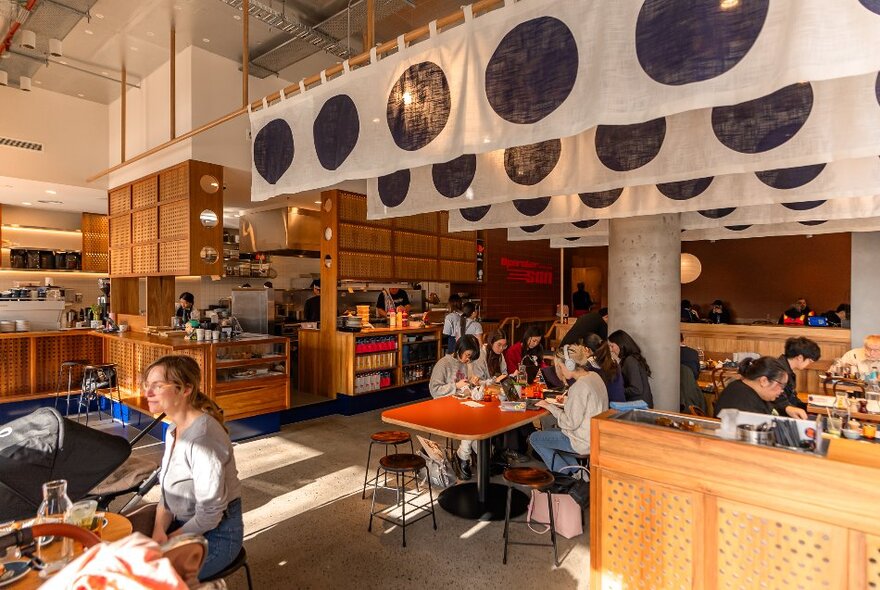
841, 428, 862, 440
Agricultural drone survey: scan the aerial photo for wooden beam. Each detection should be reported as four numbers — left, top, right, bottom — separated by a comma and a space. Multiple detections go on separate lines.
242, 0, 249, 106
364, 0, 375, 50
146, 276, 176, 327
86, 0, 505, 182
170, 27, 176, 140
120, 65, 126, 163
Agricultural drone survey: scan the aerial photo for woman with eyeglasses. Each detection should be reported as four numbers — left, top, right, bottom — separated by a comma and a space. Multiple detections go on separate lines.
713, 356, 790, 417
473, 330, 516, 382
144, 355, 243, 580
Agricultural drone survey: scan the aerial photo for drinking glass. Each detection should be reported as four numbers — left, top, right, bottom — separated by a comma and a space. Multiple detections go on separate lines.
36, 479, 73, 576
825, 415, 843, 436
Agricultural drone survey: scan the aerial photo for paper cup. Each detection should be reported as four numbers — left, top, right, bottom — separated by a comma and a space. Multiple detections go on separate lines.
213, 330, 221, 340
196, 328, 205, 341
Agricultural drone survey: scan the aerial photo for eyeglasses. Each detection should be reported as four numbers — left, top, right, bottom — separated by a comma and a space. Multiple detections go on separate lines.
770, 379, 788, 389
142, 381, 178, 393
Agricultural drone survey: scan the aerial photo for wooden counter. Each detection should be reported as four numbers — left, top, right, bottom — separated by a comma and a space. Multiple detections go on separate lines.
0, 330, 289, 421
299, 325, 441, 398
590, 410, 880, 589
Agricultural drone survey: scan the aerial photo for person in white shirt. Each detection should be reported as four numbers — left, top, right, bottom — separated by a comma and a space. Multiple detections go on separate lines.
442, 294, 463, 354
838, 334, 880, 377
530, 344, 609, 471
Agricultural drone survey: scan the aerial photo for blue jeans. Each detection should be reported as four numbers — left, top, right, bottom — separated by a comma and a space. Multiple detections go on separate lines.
173, 498, 243, 581
529, 429, 578, 471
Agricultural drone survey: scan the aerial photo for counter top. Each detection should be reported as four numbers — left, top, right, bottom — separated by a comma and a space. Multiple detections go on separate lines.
0, 327, 93, 339
680, 321, 851, 342
300, 325, 441, 334
92, 330, 289, 349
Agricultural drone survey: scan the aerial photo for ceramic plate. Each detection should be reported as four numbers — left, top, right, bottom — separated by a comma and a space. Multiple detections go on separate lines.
0, 561, 30, 587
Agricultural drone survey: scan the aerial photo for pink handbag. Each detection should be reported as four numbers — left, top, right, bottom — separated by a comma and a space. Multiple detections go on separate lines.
527, 489, 584, 539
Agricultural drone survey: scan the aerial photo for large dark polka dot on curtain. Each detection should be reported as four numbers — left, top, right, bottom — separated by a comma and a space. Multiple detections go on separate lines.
579, 188, 623, 209
755, 163, 826, 189
386, 62, 451, 151
513, 197, 551, 216
712, 84, 813, 154
565, 237, 580, 242
253, 119, 294, 184
725, 225, 752, 232
312, 95, 359, 170
432, 155, 477, 198
698, 207, 736, 219
504, 140, 562, 185
635, 0, 769, 86
521, 224, 545, 233
782, 200, 826, 210
572, 220, 598, 229
859, 0, 880, 15
377, 169, 410, 208
460, 205, 491, 222
657, 177, 713, 200
799, 220, 827, 226
485, 17, 578, 124
876, 71, 880, 106
595, 118, 666, 172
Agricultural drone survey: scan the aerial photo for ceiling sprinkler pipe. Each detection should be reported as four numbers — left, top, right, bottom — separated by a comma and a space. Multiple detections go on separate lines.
0, 0, 39, 59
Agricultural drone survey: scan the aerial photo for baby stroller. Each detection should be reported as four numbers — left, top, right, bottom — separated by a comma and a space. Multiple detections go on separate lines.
0, 408, 160, 522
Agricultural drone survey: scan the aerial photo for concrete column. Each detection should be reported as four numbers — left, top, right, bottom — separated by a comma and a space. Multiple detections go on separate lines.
608, 214, 681, 411
851, 232, 880, 347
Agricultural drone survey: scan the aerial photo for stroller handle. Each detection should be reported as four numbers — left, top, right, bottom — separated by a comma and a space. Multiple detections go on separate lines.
0, 523, 101, 553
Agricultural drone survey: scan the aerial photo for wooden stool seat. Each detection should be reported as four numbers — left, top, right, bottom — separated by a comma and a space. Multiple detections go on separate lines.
61, 359, 90, 368
503, 467, 554, 489
371, 430, 412, 445
379, 453, 426, 473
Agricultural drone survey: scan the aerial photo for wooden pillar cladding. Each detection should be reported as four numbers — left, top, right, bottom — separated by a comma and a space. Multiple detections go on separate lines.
364, 0, 375, 50
242, 0, 249, 107
187, 161, 224, 277
120, 66, 126, 163
170, 27, 176, 140
81, 213, 109, 273
318, 189, 339, 398
146, 276, 176, 327
111, 277, 139, 316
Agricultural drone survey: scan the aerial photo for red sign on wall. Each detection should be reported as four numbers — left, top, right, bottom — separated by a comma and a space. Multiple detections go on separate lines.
500, 257, 553, 285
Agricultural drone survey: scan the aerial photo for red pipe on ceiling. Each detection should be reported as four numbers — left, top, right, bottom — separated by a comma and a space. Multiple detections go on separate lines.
0, 0, 39, 59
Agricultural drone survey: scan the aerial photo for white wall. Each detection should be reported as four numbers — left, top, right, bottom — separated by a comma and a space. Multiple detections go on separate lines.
0, 85, 109, 189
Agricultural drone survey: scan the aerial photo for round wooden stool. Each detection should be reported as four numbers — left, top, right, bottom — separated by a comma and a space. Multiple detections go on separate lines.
361, 430, 414, 499
368, 453, 437, 548
502, 467, 558, 566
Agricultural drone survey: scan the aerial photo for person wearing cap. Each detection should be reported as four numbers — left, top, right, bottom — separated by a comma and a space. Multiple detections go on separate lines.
376, 287, 410, 317
176, 292, 195, 323
304, 279, 321, 322
707, 299, 731, 324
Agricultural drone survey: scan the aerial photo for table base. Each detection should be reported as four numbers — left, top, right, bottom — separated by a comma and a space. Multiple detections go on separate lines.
438, 482, 529, 521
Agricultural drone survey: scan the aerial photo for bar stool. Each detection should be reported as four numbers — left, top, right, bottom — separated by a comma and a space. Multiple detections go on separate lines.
79, 363, 120, 426
368, 453, 437, 548
201, 546, 253, 590
54, 359, 89, 417
502, 467, 558, 566
361, 430, 414, 499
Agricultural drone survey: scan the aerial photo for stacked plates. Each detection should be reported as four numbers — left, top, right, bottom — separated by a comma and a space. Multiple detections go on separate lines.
0, 321, 14, 333
15, 320, 30, 332
356, 305, 370, 325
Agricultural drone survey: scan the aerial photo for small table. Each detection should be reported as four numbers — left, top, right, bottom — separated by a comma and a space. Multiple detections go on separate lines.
9, 512, 132, 590
382, 396, 546, 521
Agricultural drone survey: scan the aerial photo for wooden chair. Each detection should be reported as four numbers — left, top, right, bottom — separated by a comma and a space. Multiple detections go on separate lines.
688, 405, 707, 417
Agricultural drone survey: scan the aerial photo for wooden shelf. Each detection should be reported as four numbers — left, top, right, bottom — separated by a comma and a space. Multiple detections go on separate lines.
0, 268, 104, 274
402, 378, 430, 386
215, 355, 287, 368
355, 366, 396, 373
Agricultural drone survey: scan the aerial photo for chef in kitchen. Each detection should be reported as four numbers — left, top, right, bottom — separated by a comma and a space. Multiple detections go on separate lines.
376, 287, 410, 317
304, 279, 321, 322
175, 292, 195, 323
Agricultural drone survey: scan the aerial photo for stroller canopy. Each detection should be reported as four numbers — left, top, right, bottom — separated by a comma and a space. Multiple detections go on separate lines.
0, 408, 131, 521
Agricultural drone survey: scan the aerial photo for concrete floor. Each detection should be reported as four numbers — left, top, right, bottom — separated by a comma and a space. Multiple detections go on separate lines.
102, 409, 590, 589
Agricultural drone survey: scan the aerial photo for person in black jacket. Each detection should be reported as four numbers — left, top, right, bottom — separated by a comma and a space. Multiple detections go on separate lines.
680, 334, 700, 381
607, 330, 653, 407
774, 336, 821, 419
707, 300, 731, 324
714, 356, 789, 417
561, 307, 608, 346
303, 279, 321, 322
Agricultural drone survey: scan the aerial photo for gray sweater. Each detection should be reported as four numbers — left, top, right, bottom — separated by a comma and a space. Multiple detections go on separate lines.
160, 413, 241, 535
543, 372, 609, 455
472, 344, 508, 380
429, 354, 472, 398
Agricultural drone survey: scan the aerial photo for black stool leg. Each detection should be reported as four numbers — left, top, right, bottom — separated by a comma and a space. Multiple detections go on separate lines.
399, 470, 407, 548
65, 366, 75, 416
368, 466, 382, 532
546, 489, 559, 567
243, 559, 254, 590
53, 365, 63, 410
503, 484, 512, 564
362, 441, 375, 499
426, 468, 437, 531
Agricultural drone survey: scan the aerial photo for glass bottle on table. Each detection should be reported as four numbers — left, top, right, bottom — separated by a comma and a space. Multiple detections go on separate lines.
36, 479, 74, 576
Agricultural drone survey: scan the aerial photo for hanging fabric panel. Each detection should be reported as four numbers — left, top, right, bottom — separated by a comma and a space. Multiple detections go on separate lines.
446, 156, 880, 231
369, 71, 880, 219
251, 0, 880, 202
507, 195, 880, 241
550, 217, 880, 247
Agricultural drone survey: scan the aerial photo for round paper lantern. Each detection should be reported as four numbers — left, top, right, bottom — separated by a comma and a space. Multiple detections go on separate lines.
680, 253, 702, 284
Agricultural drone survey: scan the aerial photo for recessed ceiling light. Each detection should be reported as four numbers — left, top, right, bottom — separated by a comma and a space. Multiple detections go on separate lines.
233, 14, 241, 20
77, 93, 84, 97
94, 13, 104, 19
130, 46, 138, 51
101, 71, 109, 75
84, 29, 94, 35
21, 202, 32, 206
38, 200, 63, 205
202, 38, 210, 43
45, 189, 57, 195
146, 31, 154, 37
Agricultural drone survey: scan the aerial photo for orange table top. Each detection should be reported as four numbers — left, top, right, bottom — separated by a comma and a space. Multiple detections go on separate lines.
382, 396, 547, 440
